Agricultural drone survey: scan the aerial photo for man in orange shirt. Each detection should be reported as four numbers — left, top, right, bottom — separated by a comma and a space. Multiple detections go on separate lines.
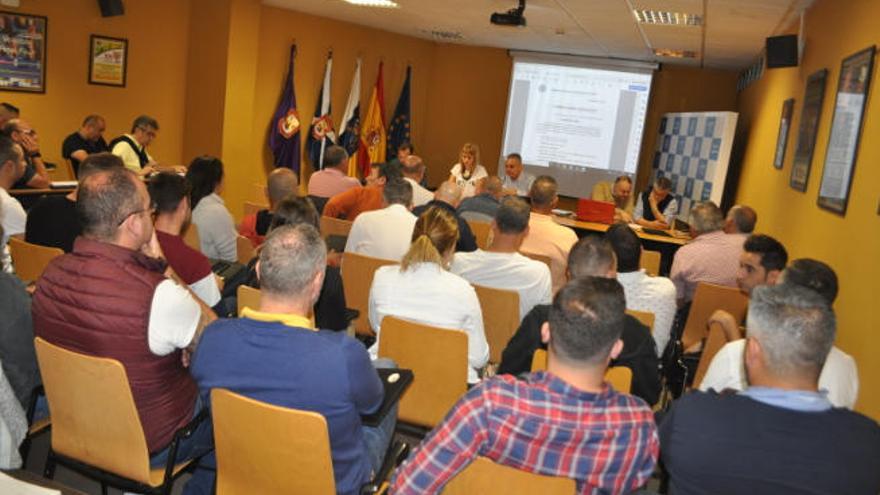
323, 161, 402, 221
520, 176, 578, 294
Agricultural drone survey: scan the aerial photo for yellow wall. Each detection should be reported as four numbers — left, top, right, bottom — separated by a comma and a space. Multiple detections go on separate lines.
0, 0, 190, 167
735, 0, 880, 418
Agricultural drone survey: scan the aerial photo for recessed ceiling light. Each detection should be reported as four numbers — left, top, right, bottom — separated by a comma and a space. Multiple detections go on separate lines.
654, 48, 698, 59
343, 0, 399, 8
634, 10, 702, 26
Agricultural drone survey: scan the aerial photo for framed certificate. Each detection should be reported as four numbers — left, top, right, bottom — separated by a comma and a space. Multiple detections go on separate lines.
790, 69, 828, 192
773, 98, 794, 170
88, 35, 128, 87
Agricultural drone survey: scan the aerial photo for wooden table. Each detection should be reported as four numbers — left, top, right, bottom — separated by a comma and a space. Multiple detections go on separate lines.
9, 186, 76, 210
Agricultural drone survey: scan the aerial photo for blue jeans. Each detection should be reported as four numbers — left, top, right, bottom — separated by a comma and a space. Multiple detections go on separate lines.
149, 398, 215, 495
364, 358, 399, 476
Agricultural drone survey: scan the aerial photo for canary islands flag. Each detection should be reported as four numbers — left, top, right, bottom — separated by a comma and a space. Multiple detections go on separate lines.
307, 52, 336, 169
268, 44, 301, 173
339, 59, 361, 177
358, 62, 386, 178
387, 66, 411, 159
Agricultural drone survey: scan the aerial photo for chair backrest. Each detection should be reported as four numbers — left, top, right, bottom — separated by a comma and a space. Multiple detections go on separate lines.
237, 285, 261, 315
182, 223, 201, 252
681, 283, 749, 350
378, 316, 468, 428
320, 216, 353, 240
626, 309, 655, 333
640, 250, 662, 276
8, 237, 63, 283
236, 235, 255, 264
308, 195, 330, 216
212, 389, 336, 495
472, 284, 519, 363
530, 349, 632, 393
466, 220, 493, 250
34, 337, 152, 483
243, 201, 268, 218
341, 252, 398, 336
693, 322, 728, 389
442, 456, 575, 495
519, 251, 552, 273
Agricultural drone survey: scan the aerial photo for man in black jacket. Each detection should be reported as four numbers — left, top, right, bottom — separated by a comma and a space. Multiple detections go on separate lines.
498, 236, 661, 405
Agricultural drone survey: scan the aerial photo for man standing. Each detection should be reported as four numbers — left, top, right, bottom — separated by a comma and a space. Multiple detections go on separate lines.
661, 283, 880, 493
412, 182, 477, 252
110, 115, 160, 176
3, 119, 49, 189
500, 153, 534, 196
633, 177, 677, 229
392, 277, 659, 494
457, 176, 503, 223
191, 225, 396, 495
344, 179, 416, 261
591, 175, 635, 222
61, 115, 109, 177
400, 155, 433, 208
0, 136, 27, 272
520, 175, 578, 294
307, 145, 360, 200
31, 166, 216, 493
239, 167, 298, 247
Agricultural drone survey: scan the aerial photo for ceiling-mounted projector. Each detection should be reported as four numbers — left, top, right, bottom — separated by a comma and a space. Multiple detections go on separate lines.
490, 0, 526, 27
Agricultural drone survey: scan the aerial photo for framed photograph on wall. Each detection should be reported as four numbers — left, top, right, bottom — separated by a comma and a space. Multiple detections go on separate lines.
88, 35, 128, 87
817, 46, 875, 215
0, 12, 47, 93
773, 98, 794, 169
790, 69, 828, 192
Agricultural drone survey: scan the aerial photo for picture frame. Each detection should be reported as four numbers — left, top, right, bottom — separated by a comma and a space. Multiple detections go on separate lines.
817, 46, 875, 215
88, 34, 128, 87
0, 11, 47, 93
772, 98, 794, 170
790, 69, 828, 192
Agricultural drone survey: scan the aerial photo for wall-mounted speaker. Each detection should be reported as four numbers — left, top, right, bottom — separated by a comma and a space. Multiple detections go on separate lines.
98, 0, 124, 17
766, 35, 798, 68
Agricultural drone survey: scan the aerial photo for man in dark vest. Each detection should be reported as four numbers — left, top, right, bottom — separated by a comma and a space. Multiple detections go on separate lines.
32, 166, 217, 494
634, 176, 678, 229
110, 115, 159, 177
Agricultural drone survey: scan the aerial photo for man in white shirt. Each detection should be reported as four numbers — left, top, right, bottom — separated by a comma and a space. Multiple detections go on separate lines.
452, 197, 552, 322
401, 155, 433, 207
500, 153, 535, 197
0, 136, 27, 272
699, 258, 859, 409
344, 179, 416, 261
520, 176, 578, 294
606, 223, 677, 356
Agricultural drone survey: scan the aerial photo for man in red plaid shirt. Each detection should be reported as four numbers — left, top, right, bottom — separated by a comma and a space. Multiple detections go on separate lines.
390, 277, 659, 494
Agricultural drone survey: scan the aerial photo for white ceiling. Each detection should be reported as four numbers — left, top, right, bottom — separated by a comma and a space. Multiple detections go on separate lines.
263, 0, 813, 70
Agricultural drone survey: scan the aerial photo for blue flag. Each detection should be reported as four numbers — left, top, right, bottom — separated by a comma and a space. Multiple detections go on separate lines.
386, 66, 411, 159
307, 53, 336, 169
268, 44, 302, 173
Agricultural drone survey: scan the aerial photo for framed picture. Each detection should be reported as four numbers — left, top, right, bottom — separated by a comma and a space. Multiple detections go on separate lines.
0, 12, 47, 93
773, 98, 794, 170
88, 35, 127, 87
790, 69, 828, 192
817, 46, 875, 215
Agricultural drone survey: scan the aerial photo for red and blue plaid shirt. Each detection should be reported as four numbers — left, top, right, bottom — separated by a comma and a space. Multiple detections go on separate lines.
390, 371, 659, 494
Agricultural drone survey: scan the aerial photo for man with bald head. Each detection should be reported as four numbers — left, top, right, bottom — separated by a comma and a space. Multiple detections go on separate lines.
412, 181, 477, 252
520, 175, 578, 294
62, 114, 109, 177
401, 155, 433, 207
307, 145, 360, 199
458, 175, 504, 222
724, 204, 758, 236
239, 167, 299, 246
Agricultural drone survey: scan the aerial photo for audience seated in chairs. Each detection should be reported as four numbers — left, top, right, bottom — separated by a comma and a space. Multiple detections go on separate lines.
412, 181, 478, 253
519, 175, 578, 294
26, 152, 122, 254
31, 165, 217, 493
324, 160, 402, 221
191, 223, 398, 495
238, 167, 298, 247
401, 155, 433, 208
368, 205, 488, 384
344, 178, 416, 261
457, 176, 504, 223
0, 135, 27, 271
499, 236, 660, 406
187, 155, 238, 262
391, 277, 659, 494
61, 114, 109, 178
660, 282, 880, 494
3, 118, 50, 189
307, 144, 361, 206
723, 204, 758, 236
109, 114, 161, 177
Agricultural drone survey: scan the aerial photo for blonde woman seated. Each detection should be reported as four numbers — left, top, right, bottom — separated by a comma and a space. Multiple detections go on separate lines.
448, 142, 488, 199
368, 206, 489, 384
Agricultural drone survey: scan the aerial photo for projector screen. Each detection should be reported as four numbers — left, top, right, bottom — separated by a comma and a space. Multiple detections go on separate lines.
501, 53, 656, 198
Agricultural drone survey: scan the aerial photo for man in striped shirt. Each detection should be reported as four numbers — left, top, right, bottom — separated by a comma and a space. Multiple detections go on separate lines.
390, 277, 659, 494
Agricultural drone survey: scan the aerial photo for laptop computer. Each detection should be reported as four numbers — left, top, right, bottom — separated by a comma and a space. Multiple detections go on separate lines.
576, 198, 615, 224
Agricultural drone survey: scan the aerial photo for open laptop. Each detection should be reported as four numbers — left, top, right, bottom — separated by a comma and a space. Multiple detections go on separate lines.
576, 198, 615, 224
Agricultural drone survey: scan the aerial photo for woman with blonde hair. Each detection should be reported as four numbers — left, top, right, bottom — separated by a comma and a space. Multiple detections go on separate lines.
448, 142, 488, 199
368, 206, 489, 383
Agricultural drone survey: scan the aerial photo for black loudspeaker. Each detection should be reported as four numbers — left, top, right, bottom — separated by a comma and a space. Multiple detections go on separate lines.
98, 0, 124, 17
766, 35, 798, 68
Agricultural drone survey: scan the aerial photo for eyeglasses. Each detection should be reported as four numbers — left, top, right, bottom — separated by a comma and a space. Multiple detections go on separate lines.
117, 205, 156, 226
137, 126, 157, 139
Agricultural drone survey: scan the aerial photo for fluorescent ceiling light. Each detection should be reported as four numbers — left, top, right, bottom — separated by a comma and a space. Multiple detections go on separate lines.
343, 0, 400, 7
634, 10, 702, 26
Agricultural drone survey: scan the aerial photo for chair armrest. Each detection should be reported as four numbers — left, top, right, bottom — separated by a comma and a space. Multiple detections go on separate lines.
360, 440, 409, 495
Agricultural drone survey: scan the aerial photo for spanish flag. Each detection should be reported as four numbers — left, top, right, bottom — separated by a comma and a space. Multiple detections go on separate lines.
357, 62, 386, 178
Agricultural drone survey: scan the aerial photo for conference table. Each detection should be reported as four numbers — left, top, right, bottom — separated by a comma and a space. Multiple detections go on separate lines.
552, 214, 690, 275
10, 184, 77, 209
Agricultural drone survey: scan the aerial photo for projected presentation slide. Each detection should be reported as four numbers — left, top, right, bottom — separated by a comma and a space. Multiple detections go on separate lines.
502, 61, 652, 175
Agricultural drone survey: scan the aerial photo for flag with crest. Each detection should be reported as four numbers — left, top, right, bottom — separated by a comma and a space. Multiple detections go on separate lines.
307, 52, 336, 169
358, 62, 386, 178
268, 44, 302, 172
